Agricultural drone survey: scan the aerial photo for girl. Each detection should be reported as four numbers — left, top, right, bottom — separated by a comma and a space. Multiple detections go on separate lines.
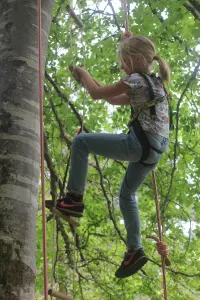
48, 32, 170, 278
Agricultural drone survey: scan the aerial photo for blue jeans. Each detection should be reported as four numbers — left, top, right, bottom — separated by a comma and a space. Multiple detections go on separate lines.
67, 127, 169, 250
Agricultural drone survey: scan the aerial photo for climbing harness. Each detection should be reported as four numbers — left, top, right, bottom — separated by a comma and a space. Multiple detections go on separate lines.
128, 73, 173, 165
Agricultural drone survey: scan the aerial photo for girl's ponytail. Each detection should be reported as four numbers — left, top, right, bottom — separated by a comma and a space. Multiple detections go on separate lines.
154, 55, 170, 83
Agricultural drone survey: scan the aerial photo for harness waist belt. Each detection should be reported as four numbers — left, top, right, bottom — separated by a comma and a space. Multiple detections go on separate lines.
130, 119, 163, 161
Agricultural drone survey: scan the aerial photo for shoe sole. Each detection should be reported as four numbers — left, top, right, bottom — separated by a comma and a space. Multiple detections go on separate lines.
56, 206, 83, 218
115, 256, 148, 278
45, 200, 83, 218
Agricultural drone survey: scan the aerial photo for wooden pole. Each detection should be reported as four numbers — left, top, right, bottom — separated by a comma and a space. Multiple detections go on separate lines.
50, 207, 80, 228
48, 289, 75, 300
66, 5, 84, 28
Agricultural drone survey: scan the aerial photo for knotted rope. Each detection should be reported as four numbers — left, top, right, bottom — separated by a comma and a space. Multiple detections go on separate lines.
147, 235, 171, 267
147, 170, 170, 300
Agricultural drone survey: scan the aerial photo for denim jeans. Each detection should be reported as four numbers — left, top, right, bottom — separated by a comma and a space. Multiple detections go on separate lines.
67, 127, 169, 250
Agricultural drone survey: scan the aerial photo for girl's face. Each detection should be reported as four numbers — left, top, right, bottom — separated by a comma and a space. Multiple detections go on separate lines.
121, 61, 132, 75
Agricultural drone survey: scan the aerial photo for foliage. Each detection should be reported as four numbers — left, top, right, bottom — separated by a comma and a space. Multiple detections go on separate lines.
36, 0, 200, 299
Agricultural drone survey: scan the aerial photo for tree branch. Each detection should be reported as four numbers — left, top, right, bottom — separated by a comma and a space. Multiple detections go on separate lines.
189, 0, 200, 12
44, 131, 64, 198
184, 2, 200, 20
148, 258, 200, 277
108, 0, 121, 31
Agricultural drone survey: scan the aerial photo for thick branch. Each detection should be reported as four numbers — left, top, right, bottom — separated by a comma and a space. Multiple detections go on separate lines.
45, 71, 85, 130
108, 0, 121, 31
189, 0, 200, 12
49, 99, 72, 147
184, 2, 200, 20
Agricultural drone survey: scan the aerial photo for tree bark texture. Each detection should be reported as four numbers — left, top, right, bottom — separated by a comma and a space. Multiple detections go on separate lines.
0, 1, 54, 299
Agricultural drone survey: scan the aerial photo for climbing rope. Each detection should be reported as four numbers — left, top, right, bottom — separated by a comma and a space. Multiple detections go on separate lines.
67, 14, 77, 298
72, 229, 77, 298
37, 0, 48, 299
122, 0, 129, 32
147, 171, 169, 300
80, 27, 86, 133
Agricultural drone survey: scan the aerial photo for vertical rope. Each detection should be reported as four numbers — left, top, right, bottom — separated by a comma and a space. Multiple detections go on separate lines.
152, 170, 168, 300
51, 141, 65, 291
37, 0, 48, 299
68, 4, 80, 296
73, 228, 77, 297
122, 0, 129, 31
69, 23, 75, 67
80, 28, 86, 133
51, 218, 56, 299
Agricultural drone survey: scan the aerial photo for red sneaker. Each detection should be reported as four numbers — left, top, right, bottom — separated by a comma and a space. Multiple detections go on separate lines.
46, 193, 84, 218
115, 248, 148, 278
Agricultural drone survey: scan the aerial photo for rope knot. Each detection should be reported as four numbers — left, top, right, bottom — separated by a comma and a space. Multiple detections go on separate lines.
147, 235, 171, 266
156, 240, 168, 257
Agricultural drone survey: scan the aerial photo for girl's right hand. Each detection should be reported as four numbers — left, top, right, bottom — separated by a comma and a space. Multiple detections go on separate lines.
121, 31, 132, 40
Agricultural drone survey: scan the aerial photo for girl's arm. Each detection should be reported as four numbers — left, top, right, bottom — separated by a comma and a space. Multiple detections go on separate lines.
70, 66, 130, 105
71, 67, 129, 105
82, 71, 128, 99
92, 77, 129, 106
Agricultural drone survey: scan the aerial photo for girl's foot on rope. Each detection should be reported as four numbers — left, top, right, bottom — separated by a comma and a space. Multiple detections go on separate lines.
115, 248, 148, 278
45, 192, 84, 218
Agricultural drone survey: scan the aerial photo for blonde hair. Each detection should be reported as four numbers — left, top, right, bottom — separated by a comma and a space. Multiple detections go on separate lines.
119, 35, 170, 83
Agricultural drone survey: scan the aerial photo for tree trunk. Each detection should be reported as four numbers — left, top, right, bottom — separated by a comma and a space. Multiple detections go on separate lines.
0, 0, 53, 299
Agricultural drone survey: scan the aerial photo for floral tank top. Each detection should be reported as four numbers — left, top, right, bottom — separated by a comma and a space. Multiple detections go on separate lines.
122, 73, 169, 138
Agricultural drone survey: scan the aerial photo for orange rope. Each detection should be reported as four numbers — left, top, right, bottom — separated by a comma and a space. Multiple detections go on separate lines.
37, 0, 48, 299
151, 170, 168, 300
122, 0, 129, 31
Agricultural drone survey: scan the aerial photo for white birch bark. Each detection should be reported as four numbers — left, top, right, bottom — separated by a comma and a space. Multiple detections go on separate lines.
0, 0, 54, 299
